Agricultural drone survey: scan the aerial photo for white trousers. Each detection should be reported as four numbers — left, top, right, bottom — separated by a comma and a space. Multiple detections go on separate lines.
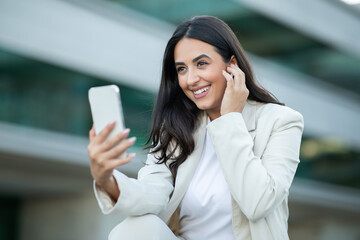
109, 214, 181, 240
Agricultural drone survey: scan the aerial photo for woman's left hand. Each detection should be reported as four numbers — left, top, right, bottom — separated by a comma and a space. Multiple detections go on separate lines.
221, 63, 249, 116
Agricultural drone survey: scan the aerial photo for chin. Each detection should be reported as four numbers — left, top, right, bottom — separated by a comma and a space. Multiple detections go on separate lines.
195, 103, 211, 111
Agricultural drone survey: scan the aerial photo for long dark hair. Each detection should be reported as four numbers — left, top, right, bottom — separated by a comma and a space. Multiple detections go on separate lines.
146, 16, 283, 179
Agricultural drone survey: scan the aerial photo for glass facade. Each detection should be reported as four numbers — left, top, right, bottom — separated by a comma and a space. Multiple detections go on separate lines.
0, 197, 20, 240
298, 137, 360, 189
0, 48, 155, 147
111, 0, 360, 96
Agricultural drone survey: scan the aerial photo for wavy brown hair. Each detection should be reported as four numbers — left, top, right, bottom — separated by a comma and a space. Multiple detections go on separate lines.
146, 16, 283, 180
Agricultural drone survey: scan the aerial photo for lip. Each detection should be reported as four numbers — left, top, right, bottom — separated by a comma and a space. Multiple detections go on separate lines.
192, 85, 210, 99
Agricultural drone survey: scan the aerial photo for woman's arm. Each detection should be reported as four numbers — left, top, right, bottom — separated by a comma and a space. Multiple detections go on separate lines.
88, 123, 174, 216
207, 107, 304, 221
94, 153, 174, 216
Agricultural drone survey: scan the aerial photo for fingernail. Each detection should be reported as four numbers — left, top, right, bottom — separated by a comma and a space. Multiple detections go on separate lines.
109, 121, 116, 126
128, 137, 136, 143
129, 153, 136, 158
122, 128, 130, 134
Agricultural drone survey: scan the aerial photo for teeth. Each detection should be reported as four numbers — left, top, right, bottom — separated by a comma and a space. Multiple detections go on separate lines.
194, 87, 209, 95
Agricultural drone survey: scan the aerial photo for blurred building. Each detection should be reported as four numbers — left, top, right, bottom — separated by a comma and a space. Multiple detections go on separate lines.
0, 0, 359, 239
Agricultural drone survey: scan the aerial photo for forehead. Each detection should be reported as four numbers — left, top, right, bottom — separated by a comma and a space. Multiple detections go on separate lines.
174, 38, 219, 61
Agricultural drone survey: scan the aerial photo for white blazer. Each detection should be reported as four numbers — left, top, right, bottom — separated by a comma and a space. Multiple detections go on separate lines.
95, 100, 304, 240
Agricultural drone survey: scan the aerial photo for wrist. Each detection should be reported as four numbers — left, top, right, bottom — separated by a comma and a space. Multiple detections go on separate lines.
101, 175, 120, 202
96, 175, 113, 189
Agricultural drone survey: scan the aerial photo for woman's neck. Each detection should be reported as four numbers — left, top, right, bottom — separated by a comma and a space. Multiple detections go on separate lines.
206, 110, 221, 122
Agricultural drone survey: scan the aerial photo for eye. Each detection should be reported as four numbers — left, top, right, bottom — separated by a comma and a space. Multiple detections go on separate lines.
197, 61, 208, 67
176, 66, 186, 73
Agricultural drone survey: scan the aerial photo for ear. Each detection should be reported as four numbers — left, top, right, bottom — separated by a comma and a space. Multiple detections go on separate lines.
228, 55, 238, 66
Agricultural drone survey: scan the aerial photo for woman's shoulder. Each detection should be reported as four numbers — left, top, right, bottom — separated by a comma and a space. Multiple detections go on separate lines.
249, 100, 304, 127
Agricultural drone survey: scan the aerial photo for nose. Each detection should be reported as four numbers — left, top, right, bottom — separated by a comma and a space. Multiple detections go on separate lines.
187, 68, 200, 86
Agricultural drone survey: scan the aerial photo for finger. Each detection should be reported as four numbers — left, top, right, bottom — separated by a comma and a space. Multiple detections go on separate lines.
228, 64, 245, 88
109, 153, 136, 169
95, 121, 116, 145
98, 128, 130, 152
222, 70, 234, 87
89, 124, 96, 142
104, 137, 137, 159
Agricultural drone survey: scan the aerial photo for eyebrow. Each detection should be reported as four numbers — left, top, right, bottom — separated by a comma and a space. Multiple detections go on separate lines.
175, 54, 211, 66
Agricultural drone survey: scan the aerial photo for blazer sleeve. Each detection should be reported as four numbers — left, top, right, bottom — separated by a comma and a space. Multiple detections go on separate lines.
207, 107, 304, 221
94, 153, 174, 216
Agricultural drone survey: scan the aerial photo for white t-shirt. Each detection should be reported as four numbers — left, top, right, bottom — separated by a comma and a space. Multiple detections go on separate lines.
179, 130, 236, 240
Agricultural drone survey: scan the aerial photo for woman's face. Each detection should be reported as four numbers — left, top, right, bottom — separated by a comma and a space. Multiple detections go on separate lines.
174, 38, 228, 120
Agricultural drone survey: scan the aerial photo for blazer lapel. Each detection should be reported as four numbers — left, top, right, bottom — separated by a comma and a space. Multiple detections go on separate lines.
242, 100, 257, 140
160, 102, 257, 222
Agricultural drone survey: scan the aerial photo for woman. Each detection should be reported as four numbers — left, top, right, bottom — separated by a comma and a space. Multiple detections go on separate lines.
88, 16, 304, 240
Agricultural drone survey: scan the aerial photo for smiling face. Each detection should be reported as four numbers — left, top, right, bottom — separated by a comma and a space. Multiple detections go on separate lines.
174, 38, 228, 120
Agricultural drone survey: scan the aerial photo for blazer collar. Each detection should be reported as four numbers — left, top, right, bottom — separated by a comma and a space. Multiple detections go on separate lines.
201, 100, 257, 132
240, 100, 257, 132
174, 100, 257, 186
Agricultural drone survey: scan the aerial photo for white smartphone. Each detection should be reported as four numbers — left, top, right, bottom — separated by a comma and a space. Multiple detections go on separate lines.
88, 85, 126, 141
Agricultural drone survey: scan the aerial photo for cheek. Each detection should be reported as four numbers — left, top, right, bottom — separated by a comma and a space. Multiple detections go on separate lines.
207, 70, 226, 88
204, 67, 225, 81
178, 77, 193, 99
213, 77, 227, 98
178, 77, 186, 91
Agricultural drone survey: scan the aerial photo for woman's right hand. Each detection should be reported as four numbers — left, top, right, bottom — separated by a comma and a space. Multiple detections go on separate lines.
87, 122, 136, 198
